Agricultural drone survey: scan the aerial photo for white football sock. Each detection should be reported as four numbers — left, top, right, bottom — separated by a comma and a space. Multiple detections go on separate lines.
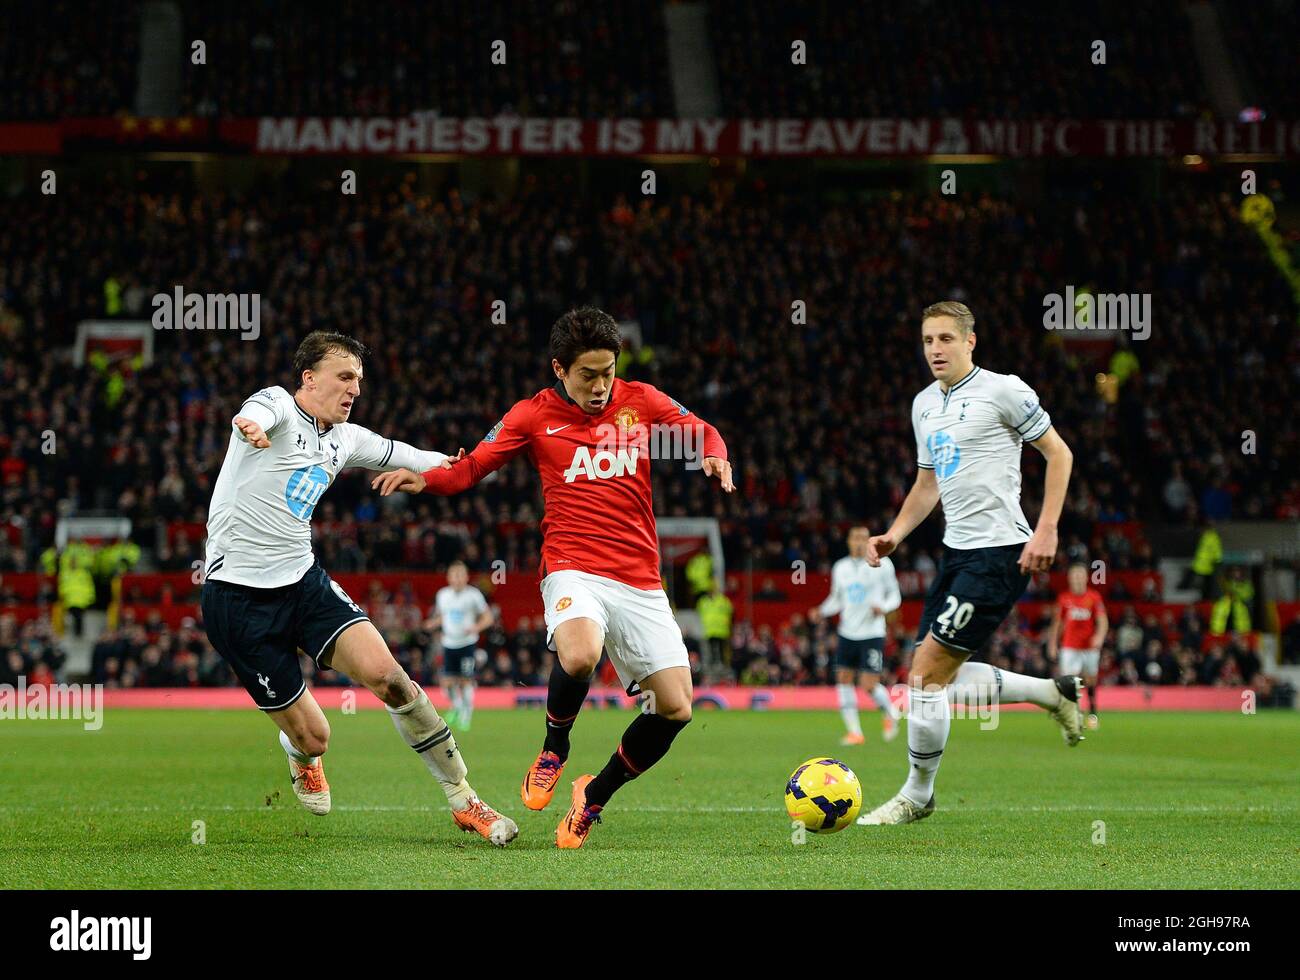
836, 683, 862, 736
949, 661, 1058, 709
901, 687, 949, 805
279, 729, 318, 766
871, 683, 899, 719
387, 687, 474, 809
462, 683, 476, 725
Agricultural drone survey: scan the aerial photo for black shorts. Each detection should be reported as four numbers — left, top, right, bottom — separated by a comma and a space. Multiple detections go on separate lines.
443, 643, 479, 679
916, 543, 1029, 655
200, 561, 369, 710
834, 636, 885, 674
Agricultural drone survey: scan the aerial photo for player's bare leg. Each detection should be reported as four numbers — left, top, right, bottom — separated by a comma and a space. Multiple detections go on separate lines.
949, 660, 1084, 745
328, 622, 517, 846
1082, 668, 1100, 729
835, 666, 864, 746
444, 676, 474, 731
558, 665, 692, 849
859, 670, 900, 743
523, 617, 600, 810
459, 675, 478, 730
441, 674, 462, 729
269, 690, 332, 815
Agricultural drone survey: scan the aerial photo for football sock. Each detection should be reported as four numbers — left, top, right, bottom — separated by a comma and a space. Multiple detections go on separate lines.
387, 688, 474, 809
836, 683, 862, 735
462, 683, 476, 725
871, 683, 900, 719
543, 661, 591, 761
585, 712, 690, 807
901, 687, 949, 805
948, 661, 1058, 709
279, 729, 318, 766
1087, 684, 1098, 714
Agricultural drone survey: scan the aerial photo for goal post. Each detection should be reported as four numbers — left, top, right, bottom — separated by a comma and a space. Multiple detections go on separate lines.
657, 517, 728, 681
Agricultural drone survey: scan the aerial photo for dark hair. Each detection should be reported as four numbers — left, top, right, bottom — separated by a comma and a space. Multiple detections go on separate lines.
292, 331, 369, 389
549, 307, 621, 370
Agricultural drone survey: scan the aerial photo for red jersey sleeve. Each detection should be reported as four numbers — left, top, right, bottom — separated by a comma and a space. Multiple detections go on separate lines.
643, 385, 728, 461
420, 400, 533, 495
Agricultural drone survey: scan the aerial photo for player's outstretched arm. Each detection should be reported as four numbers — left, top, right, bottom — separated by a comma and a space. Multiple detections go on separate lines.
646, 385, 734, 492
1020, 425, 1073, 574
382, 401, 533, 497
1092, 603, 1110, 651
868, 469, 940, 566
232, 416, 270, 448
1046, 604, 1062, 662
701, 456, 735, 493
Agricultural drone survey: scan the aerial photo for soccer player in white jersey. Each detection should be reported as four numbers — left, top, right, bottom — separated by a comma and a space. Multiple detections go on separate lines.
200, 331, 517, 846
858, 302, 1084, 827
810, 526, 903, 746
427, 560, 492, 730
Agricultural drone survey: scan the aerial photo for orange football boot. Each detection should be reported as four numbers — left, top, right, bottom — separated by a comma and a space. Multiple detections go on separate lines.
451, 798, 519, 847
839, 731, 866, 747
521, 749, 565, 810
555, 775, 602, 849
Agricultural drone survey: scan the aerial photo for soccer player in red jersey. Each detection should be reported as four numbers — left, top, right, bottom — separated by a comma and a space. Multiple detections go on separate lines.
1047, 562, 1108, 728
372, 307, 734, 848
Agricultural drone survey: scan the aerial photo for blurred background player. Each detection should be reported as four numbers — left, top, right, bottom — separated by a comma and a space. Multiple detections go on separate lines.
810, 526, 902, 745
1047, 561, 1108, 728
426, 560, 492, 730
373, 307, 733, 848
859, 302, 1083, 827
201, 331, 517, 846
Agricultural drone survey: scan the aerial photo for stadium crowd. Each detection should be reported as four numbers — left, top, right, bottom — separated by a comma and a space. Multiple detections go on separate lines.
6, 1, 1291, 122
2, 171, 1295, 570
0, 581, 1274, 694
2, 166, 1296, 690
710, 0, 1210, 119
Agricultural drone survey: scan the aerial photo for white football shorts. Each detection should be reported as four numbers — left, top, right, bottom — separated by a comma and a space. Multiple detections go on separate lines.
541, 569, 689, 693
1060, 647, 1100, 677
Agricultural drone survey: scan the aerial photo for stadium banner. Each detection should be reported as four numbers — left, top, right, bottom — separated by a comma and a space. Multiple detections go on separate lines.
6, 117, 1300, 157
98, 685, 1251, 712
233, 117, 1300, 158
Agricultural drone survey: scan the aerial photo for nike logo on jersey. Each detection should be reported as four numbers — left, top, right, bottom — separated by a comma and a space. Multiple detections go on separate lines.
546, 424, 572, 435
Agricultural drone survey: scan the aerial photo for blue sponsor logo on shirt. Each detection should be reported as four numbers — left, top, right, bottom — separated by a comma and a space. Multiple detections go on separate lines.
285, 465, 330, 519
927, 431, 961, 480
846, 583, 867, 605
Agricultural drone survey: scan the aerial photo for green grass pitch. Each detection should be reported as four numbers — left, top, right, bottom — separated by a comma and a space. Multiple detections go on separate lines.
2, 707, 1296, 888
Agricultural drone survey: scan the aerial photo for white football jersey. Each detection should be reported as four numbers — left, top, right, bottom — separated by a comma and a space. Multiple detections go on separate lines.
911, 366, 1052, 549
818, 556, 901, 640
204, 385, 447, 587
434, 586, 489, 649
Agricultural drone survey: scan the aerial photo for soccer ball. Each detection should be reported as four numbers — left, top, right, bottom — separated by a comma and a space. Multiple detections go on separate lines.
785, 757, 863, 833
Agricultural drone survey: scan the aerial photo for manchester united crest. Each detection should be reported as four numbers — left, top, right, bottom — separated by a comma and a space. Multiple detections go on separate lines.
614, 406, 640, 433
556, 597, 573, 612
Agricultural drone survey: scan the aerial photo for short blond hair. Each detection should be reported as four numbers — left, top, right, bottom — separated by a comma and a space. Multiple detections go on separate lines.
922, 301, 975, 336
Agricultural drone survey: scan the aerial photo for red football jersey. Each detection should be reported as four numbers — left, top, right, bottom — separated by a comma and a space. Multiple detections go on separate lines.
1058, 589, 1104, 648
419, 379, 727, 591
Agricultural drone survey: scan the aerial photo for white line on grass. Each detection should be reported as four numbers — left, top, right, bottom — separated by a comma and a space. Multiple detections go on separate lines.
0, 803, 1294, 814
